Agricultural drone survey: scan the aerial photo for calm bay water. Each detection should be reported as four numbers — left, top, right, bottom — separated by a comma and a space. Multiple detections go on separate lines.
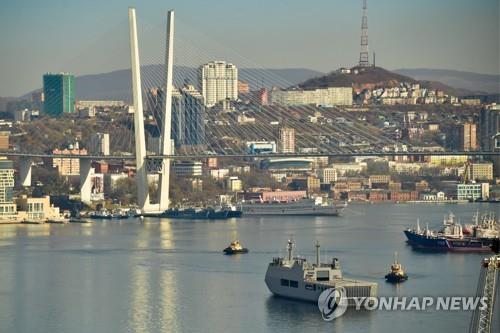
0, 203, 498, 332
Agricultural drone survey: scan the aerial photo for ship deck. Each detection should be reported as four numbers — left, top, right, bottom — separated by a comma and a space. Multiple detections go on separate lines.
305, 277, 377, 288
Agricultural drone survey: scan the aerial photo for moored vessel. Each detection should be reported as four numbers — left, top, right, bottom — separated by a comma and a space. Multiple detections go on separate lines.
404, 216, 497, 253
241, 197, 346, 216
155, 207, 239, 219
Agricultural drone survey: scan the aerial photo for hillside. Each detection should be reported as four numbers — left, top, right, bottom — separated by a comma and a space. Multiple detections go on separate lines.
298, 66, 473, 96
394, 68, 500, 94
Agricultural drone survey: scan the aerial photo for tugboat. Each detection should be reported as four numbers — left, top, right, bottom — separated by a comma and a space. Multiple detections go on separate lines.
223, 240, 248, 255
385, 252, 408, 283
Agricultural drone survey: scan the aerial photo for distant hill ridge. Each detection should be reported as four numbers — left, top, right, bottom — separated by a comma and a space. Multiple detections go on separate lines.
394, 68, 499, 95
20, 66, 498, 101
297, 66, 474, 96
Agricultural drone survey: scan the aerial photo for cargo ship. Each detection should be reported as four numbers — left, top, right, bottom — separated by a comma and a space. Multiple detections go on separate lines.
240, 197, 346, 216
404, 213, 497, 253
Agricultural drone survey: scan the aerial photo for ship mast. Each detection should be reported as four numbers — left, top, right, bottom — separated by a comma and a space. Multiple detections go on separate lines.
287, 239, 293, 261
316, 241, 320, 267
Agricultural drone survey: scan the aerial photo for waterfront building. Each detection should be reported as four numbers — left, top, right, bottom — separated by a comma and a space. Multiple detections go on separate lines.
0, 158, 17, 222
200, 61, 238, 106
16, 195, 61, 222
457, 183, 489, 201
271, 87, 353, 106
90, 133, 110, 156
43, 73, 75, 116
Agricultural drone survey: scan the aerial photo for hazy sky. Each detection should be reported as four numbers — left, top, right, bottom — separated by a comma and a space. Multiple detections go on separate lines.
0, 0, 498, 97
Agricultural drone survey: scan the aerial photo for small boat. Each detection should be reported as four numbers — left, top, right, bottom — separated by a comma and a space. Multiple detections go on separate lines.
89, 210, 113, 219
385, 252, 408, 283
223, 240, 248, 255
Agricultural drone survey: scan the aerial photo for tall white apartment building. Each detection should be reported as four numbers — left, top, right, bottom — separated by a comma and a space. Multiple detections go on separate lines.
200, 61, 238, 106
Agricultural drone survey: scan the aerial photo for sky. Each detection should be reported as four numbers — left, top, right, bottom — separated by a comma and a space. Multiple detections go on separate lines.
0, 0, 498, 97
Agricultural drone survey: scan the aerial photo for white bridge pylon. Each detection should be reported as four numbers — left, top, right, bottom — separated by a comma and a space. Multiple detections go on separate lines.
128, 7, 174, 213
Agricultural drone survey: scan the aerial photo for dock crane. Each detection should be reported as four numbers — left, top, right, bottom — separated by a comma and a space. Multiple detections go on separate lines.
469, 239, 500, 333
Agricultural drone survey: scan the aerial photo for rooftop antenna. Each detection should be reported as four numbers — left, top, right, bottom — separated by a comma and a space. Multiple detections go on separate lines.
359, 0, 370, 67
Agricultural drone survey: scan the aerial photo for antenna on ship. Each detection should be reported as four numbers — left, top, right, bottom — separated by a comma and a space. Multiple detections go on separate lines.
287, 239, 293, 261
316, 241, 320, 267
417, 218, 421, 233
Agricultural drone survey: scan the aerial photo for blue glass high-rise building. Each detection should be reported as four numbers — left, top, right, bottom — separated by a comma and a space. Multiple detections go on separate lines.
43, 73, 75, 117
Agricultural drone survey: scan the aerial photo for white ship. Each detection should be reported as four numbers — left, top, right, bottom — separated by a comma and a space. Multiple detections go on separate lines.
240, 197, 346, 216
265, 240, 378, 305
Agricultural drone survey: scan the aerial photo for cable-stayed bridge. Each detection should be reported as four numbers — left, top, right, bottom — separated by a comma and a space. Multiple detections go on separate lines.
6, 8, 499, 213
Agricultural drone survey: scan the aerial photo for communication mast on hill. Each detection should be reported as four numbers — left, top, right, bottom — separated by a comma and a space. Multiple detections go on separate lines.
359, 0, 370, 67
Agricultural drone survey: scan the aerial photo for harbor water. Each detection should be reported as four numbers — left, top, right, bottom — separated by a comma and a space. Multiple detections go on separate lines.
0, 203, 498, 332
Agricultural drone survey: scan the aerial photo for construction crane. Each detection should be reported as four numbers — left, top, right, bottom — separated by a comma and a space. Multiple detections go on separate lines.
469, 239, 500, 333
462, 159, 473, 183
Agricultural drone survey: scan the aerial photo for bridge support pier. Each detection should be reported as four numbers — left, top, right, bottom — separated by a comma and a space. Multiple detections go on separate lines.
19, 157, 33, 187
159, 10, 175, 212
129, 8, 151, 212
80, 159, 92, 204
